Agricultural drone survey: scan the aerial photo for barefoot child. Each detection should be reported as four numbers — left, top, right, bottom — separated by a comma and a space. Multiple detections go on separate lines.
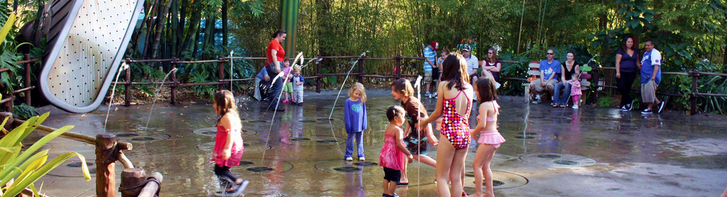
470, 78, 506, 197
344, 82, 368, 161
380, 105, 413, 197
211, 90, 249, 196
390, 78, 438, 185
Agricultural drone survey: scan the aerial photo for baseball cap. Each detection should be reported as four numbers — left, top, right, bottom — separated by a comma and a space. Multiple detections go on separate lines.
431, 41, 439, 51
461, 44, 471, 52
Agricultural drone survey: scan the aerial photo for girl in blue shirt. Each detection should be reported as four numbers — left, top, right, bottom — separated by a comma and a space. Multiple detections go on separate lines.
344, 82, 368, 161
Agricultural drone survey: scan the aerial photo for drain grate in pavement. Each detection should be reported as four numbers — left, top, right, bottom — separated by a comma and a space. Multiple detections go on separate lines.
537, 154, 562, 159
353, 162, 378, 167
553, 160, 579, 165
247, 166, 274, 173
333, 166, 361, 172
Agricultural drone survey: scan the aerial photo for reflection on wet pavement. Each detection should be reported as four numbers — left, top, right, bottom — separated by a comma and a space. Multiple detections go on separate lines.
33, 90, 727, 196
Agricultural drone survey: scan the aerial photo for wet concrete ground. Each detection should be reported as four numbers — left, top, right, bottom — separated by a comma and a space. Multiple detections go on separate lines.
31, 90, 727, 196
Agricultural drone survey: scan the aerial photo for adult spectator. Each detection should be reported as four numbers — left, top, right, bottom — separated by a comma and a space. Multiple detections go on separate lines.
462, 45, 478, 97
640, 40, 665, 114
254, 67, 271, 101
529, 49, 561, 104
552, 51, 579, 108
481, 48, 502, 89
266, 29, 287, 111
424, 41, 439, 98
616, 35, 640, 111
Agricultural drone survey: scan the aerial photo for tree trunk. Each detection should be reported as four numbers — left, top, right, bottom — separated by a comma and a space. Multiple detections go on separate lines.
143, 0, 162, 58
170, 0, 179, 57
152, 0, 172, 59
201, 13, 215, 55
177, 0, 188, 56
222, 0, 228, 50
182, 9, 201, 56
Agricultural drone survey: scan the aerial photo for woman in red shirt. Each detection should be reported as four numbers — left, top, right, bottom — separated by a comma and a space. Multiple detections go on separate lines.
266, 30, 287, 111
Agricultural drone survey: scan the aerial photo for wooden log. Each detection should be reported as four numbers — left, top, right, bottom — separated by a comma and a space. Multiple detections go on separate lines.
96, 134, 118, 197
138, 172, 163, 197
120, 168, 146, 197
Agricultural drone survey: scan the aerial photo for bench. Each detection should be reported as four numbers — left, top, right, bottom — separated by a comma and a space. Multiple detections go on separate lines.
523, 62, 541, 102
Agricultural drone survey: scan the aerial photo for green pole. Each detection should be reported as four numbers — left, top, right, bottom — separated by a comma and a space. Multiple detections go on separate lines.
280, 0, 300, 59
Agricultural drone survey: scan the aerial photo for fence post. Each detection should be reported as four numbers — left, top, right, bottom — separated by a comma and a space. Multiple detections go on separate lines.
120, 168, 146, 197
316, 55, 321, 93
96, 134, 120, 197
690, 70, 699, 115
218, 57, 225, 91
23, 54, 30, 106
170, 58, 177, 105
358, 56, 364, 83
395, 55, 401, 79
124, 58, 131, 107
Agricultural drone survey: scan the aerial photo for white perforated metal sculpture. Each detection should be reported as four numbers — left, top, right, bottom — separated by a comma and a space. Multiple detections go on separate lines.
37, 0, 144, 113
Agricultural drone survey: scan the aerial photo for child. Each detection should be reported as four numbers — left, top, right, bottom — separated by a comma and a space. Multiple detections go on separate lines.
211, 90, 249, 196
281, 59, 293, 104
379, 105, 413, 197
470, 78, 506, 197
254, 67, 271, 101
569, 73, 582, 109
432, 50, 450, 98
292, 65, 305, 106
344, 82, 368, 161
390, 78, 437, 185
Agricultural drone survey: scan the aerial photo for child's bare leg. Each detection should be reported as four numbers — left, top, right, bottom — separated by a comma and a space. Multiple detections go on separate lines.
482, 146, 497, 197
414, 154, 437, 167
387, 180, 398, 195
450, 148, 468, 197
383, 179, 389, 195
400, 162, 409, 184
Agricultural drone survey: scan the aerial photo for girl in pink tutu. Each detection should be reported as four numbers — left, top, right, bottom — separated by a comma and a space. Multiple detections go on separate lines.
211, 90, 249, 196
379, 105, 413, 197
470, 78, 506, 197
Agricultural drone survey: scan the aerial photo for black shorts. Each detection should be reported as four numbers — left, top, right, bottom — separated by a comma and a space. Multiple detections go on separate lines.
383, 167, 401, 183
432, 67, 440, 80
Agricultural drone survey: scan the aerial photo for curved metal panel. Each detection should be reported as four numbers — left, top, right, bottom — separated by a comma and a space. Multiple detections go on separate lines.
40, 0, 144, 113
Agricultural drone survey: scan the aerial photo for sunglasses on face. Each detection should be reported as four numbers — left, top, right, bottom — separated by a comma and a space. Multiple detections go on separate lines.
547, 53, 554, 55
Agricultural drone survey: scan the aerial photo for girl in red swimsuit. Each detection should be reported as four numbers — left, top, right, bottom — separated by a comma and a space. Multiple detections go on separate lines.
422, 55, 474, 197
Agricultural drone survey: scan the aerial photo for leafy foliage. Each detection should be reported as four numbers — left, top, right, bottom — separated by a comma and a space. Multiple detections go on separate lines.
0, 113, 90, 196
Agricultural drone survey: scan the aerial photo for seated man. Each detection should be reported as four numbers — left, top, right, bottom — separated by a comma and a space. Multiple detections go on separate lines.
530, 49, 561, 104
254, 67, 271, 101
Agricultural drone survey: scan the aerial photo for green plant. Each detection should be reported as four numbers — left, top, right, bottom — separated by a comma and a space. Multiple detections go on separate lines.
597, 96, 615, 107
0, 112, 90, 196
11, 103, 38, 119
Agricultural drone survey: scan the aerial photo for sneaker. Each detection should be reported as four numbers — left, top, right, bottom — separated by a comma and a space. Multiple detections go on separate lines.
657, 100, 666, 113
535, 94, 541, 101
358, 157, 366, 161
425, 92, 431, 97
392, 193, 400, 197
282, 99, 289, 104
231, 180, 249, 195
572, 104, 579, 109
621, 106, 628, 111
345, 157, 353, 161
641, 108, 653, 114
629, 100, 635, 111
297, 102, 303, 106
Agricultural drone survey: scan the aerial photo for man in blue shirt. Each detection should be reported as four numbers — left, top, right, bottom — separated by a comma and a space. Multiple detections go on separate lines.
640, 40, 665, 114
529, 49, 561, 104
423, 41, 438, 98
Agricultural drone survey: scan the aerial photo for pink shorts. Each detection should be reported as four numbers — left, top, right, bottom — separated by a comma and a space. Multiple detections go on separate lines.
477, 130, 506, 148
